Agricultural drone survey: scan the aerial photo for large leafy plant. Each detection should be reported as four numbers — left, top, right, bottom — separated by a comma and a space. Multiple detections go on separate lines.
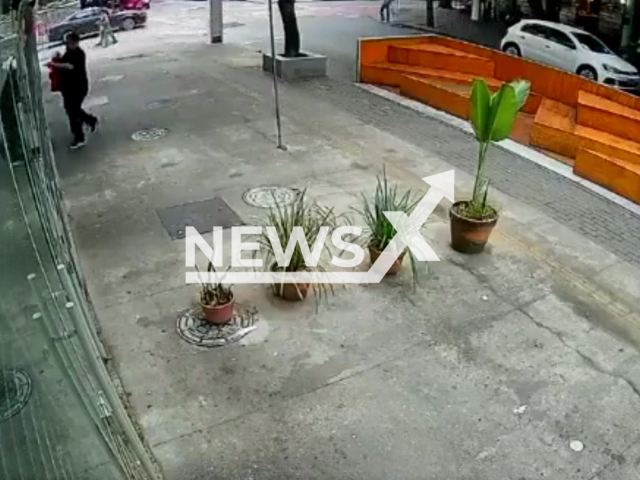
465, 78, 530, 219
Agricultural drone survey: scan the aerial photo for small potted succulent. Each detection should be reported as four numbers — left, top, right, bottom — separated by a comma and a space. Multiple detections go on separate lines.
355, 168, 420, 285
255, 190, 342, 304
197, 262, 235, 324
450, 78, 530, 254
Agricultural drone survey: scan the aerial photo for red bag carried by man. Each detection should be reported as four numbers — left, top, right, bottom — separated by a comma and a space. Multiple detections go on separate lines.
48, 52, 62, 92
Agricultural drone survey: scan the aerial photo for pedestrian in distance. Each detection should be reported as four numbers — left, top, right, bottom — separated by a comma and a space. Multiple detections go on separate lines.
97, 7, 117, 48
47, 32, 98, 149
380, 0, 395, 23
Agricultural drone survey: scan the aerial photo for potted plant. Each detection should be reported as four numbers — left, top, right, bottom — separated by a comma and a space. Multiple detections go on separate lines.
196, 262, 235, 325
450, 78, 530, 254
255, 190, 342, 304
355, 168, 420, 285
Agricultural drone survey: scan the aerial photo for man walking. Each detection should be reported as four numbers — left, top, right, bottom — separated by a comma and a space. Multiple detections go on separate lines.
48, 32, 97, 149
380, 0, 395, 22
97, 7, 117, 48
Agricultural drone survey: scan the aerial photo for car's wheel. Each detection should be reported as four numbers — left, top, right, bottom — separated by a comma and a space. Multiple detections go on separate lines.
121, 18, 135, 31
502, 43, 521, 57
578, 65, 598, 82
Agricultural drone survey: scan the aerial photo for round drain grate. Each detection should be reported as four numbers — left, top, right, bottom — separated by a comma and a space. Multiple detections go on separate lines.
242, 186, 299, 209
131, 128, 168, 142
177, 304, 258, 348
0, 368, 32, 423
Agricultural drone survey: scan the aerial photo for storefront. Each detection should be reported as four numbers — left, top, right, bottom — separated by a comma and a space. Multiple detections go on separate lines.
0, 4, 160, 479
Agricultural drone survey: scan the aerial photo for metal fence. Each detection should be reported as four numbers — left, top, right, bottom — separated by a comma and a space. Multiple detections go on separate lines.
0, 3, 161, 479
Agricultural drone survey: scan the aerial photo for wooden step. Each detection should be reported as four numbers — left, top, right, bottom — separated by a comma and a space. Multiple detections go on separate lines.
397, 73, 540, 115
530, 98, 577, 158
388, 44, 495, 77
360, 62, 503, 89
577, 90, 640, 143
576, 125, 640, 167
399, 75, 534, 144
574, 148, 640, 204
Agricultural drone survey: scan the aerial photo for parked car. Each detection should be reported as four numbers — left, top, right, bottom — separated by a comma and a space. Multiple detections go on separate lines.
80, 0, 150, 10
500, 20, 640, 90
48, 7, 147, 43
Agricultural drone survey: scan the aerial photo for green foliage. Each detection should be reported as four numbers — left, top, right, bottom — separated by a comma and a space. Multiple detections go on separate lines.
468, 79, 530, 217
196, 262, 233, 307
354, 167, 421, 287
254, 190, 344, 304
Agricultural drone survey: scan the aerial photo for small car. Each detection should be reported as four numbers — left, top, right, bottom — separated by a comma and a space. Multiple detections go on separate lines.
500, 20, 640, 90
48, 7, 147, 44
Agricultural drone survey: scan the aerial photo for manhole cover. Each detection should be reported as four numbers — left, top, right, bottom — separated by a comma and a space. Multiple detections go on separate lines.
146, 99, 176, 110
177, 304, 258, 347
156, 196, 244, 240
0, 368, 32, 423
242, 186, 300, 209
132, 128, 168, 142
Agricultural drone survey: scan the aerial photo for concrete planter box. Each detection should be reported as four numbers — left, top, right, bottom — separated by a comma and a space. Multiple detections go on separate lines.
262, 51, 327, 80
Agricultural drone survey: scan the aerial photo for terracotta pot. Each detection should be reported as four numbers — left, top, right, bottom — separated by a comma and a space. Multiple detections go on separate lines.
273, 281, 310, 302
369, 246, 407, 276
200, 295, 235, 325
449, 201, 498, 254
270, 264, 310, 301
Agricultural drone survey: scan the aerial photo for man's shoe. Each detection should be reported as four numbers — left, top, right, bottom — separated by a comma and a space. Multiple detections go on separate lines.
89, 118, 99, 133
69, 139, 87, 150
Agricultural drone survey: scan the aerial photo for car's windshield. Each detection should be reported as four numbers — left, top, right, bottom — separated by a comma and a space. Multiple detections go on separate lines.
573, 32, 612, 54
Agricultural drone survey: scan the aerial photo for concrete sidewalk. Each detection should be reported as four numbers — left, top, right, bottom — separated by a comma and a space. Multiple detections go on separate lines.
46, 14, 640, 480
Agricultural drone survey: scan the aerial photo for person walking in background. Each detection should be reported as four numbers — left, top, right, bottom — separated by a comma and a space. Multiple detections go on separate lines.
380, 0, 395, 22
97, 7, 117, 48
47, 32, 98, 149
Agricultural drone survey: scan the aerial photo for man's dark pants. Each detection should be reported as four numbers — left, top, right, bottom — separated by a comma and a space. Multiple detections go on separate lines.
63, 89, 95, 142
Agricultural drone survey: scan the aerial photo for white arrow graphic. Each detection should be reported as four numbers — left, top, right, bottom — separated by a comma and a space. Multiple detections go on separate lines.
186, 170, 454, 284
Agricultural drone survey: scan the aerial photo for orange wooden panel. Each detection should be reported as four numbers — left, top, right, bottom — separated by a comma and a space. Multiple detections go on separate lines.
388, 44, 495, 77
530, 123, 577, 158
528, 98, 577, 157
576, 125, 640, 167
577, 91, 640, 142
364, 62, 502, 88
358, 36, 433, 79
424, 35, 640, 110
511, 113, 534, 145
399, 75, 535, 144
360, 64, 407, 87
400, 75, 469, 119
534, 98, 576, 130
578, 91, 640, 122
428, 36, 500, 62
574, 149, 640, 204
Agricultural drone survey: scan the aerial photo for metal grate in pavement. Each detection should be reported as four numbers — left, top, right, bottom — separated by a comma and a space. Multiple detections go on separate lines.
156, 196, 244, 240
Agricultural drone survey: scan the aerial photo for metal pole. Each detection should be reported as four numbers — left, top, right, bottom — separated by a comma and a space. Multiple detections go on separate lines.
268, 0, 286, 150
210, 0, 222, 43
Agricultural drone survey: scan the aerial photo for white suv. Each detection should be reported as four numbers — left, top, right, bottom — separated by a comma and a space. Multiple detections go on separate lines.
500, 20, 640, 90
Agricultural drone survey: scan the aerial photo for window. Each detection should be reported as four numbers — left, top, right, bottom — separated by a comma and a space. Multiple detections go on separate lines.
546, 28, 577, 49
521, 23, 547, 38
572, 32, 612, 54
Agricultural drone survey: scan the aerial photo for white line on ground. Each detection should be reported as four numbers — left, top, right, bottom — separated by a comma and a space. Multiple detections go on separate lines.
357, 83, 640, 217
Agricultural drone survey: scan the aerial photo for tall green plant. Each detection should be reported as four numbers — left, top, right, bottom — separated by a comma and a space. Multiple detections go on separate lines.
467, 78, 530, 218
254, 190, 345, 305
354, 168, 421, 286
